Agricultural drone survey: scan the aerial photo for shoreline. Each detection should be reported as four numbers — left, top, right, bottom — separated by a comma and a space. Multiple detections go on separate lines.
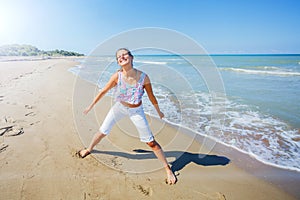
0, 57, 298, 199
0, 55, 85, 62
156, 115, 300, 173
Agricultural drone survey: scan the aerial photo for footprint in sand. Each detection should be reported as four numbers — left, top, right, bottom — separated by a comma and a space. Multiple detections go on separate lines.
193, 190, 227, 200
24, 105, 39, 125
111, 156, 123, 168
0, 125, 13, 136
217, 192, 227, 200
1, 116, 24, 137
2, 126, 24, 137
2, 116, 16, 123
0, 143, 9, 153
25, 104, 34, 109
25, 112, 36, 117
133, 184, 153, 196
29, 121, 40, 126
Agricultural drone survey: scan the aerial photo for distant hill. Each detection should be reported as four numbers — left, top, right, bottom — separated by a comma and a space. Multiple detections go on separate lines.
0, 44, 84, 57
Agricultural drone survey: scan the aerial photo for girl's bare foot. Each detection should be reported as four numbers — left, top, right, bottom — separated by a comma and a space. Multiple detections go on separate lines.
166, 169, 177, 185
77, 149, 91, 158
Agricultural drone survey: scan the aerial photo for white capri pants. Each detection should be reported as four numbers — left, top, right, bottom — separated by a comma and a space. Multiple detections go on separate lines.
100, 102, 154, 143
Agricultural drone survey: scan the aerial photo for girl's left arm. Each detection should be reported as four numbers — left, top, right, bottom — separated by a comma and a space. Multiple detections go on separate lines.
144, 75, 164, 119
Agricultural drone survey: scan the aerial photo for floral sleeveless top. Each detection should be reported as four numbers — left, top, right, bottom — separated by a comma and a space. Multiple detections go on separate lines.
115, 70, 146, 104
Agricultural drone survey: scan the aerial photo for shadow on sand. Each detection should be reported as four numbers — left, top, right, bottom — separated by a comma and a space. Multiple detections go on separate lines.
93, 149, 230, 172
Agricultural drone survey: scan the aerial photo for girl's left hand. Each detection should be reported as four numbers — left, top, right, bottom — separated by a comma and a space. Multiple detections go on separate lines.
158, 111, 165, 119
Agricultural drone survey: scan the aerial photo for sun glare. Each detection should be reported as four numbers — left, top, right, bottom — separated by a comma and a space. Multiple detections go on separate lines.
0, 11, 10, 31
0, 2, 27, 44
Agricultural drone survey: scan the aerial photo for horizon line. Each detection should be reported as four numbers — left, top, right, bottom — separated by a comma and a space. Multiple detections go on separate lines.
86, 53, 300, 57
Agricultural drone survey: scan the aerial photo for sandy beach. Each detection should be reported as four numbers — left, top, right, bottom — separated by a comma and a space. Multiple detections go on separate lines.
0, 58, 299, 200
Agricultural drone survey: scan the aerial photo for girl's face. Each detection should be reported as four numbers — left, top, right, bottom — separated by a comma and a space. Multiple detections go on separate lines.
116, 49, 133, 67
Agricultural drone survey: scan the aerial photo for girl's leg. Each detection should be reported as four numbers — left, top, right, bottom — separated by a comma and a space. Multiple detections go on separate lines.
87, 131, 106, 152
79, 103, 125, 158
129, 106, 177, 184
78, 132, 106, 158
147, 140, 177, 185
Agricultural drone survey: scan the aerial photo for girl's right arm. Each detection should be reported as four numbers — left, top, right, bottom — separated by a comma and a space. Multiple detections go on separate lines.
83, 72, 118, 114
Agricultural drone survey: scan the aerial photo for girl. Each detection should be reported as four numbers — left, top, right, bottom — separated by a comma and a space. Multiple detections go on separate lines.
78, 48, 177, 185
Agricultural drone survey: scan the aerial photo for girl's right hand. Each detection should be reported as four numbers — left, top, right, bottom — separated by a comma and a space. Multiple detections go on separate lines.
83, 105, 92, 115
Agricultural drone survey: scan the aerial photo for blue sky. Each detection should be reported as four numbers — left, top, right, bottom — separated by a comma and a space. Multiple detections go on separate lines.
0, 0, 299, 54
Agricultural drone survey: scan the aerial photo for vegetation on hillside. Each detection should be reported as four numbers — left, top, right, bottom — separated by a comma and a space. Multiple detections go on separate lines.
0, 44, 84, 56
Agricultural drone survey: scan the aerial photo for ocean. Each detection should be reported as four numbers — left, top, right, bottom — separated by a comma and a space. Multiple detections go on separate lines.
69, 54, 300, 172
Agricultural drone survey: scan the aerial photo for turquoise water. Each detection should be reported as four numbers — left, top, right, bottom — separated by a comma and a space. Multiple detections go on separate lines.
213, 55, 300, 128
70, 54, 300, 171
